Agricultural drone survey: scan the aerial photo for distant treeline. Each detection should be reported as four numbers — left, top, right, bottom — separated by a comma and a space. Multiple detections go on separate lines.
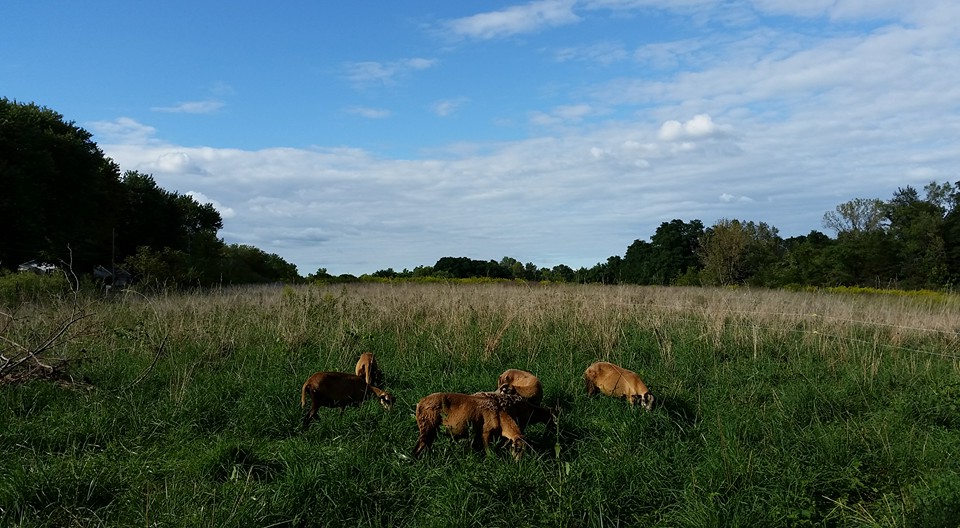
5, 98, 960, 292
1, 98, 298, 287
362, 184, 960, 291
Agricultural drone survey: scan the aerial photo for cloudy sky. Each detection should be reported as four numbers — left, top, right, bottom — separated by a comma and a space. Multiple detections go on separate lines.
3, 1, 959, 276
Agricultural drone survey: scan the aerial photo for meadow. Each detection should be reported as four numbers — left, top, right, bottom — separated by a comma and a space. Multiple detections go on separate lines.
2, 282, 959, 527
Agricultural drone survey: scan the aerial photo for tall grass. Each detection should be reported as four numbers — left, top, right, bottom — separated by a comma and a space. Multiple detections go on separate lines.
2, 283, 959, 526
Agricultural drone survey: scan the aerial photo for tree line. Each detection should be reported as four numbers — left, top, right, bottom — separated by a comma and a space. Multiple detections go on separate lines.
367, 183, 960, 291
1, 98, 298, 287
5, 98, 959, 291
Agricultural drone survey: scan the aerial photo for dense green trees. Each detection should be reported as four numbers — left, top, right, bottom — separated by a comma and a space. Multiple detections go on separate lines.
433, 257, 511, 279
1, 98, 297, 286
621, 220, 704, 285
1, 99, 124, 270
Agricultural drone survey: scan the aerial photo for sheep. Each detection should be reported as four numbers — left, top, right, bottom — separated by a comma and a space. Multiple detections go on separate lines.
496, 368, 543, 405
300, 371, 394, 428
411, 392, 525, 460
354, 351, 383, 386
474, 389, 555, 433
583, 361, 655, 411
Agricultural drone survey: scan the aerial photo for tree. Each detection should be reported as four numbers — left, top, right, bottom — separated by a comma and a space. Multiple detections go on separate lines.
822, 197, 887, 235
116, 171, 224, 282
620, 239, 653, 284
885, 184, 949, 288
776, 231, 836, 286
541, 264, 575, 282
524, 262, 542, 281
433, 257, 510, 279
307, 267, 332, 281
499, 257, 525, 279
123, 246, 191, 288
372, 268, 398, 278
0, 98, 124, 270
941, 182, 960, 284
619, 219, 704, 285
583, 256, 621, 284
698, 219, 782, 286
220, 244, 299, 284
648, 219, 704, 284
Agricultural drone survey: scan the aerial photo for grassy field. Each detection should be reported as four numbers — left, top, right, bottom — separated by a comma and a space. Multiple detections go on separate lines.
2, 282, 960, 527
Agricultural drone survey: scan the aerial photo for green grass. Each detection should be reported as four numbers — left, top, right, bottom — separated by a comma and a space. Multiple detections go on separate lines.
2, 283, 960, 526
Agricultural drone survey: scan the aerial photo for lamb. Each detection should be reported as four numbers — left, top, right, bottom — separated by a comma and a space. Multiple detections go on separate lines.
300, 371, 394, 428
474, 389, 555, 433
495, 368, 543, 405
583, 361, 655, 411
354, 351, 383, 386
411, 392, 525, 460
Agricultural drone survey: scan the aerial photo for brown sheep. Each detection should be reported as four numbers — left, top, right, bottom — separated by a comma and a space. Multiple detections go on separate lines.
412, 392, 525, 460
354, 351, 383, 386
474, 390, 555, 433
496, 368, 543, 405
300, 371, 394, 428
583, 361, 655, 411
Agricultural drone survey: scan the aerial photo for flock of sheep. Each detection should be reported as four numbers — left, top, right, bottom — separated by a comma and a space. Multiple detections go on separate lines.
300, 352, 655, 459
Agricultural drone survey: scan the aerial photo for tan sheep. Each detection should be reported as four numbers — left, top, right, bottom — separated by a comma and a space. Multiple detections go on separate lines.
583, 361, 655, 411
496, 368, 543, 405
474, 390, 554, 433
354, 351, 383, 386
300, 371, 394, 428
411, 392, 525, 460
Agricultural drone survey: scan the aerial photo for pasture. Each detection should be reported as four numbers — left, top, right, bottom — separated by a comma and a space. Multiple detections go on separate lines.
2, 283, 959, 526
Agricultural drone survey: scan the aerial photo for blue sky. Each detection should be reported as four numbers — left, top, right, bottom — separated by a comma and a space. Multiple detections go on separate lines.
3, 1, 959, 276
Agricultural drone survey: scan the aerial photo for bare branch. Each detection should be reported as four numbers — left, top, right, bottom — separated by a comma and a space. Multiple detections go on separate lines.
0, 248, 97, 384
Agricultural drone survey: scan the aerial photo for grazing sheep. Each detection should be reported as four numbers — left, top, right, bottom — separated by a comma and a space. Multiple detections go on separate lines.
474, 390, 555, 433
412, 392, 525, 460
583, 361, 655, 411
496, 368, 543, 405
300, 371, 394, 428
354, 351, 383, 386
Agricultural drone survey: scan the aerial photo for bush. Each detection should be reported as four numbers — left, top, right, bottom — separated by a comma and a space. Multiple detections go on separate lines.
0, 272, 71, 307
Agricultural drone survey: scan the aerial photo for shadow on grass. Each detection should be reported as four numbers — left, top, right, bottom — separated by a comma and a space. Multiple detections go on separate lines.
657, 393, 701, 430
531, 390, 703, 462
202, 443, 284, 483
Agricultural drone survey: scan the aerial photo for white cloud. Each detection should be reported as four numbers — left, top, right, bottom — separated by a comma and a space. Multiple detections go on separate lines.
554, 104, 594, 120
345, 106, 393, 119
658, 114, 729, 141
530, 104, 596, 125
444, 0, 580, 40
97, 114, 747, 275
151, 152, 209, 174
657, 120, 684, 142
633, 39, 706, 70
554, 41, 628, 65
750, 0, 912, 20
187, 191, 235, 219
343, 58, 438, 86
431, 98, 469, 117
88, 117, 159, 145
151, 100, 225, 114
719, 193, 754, 203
